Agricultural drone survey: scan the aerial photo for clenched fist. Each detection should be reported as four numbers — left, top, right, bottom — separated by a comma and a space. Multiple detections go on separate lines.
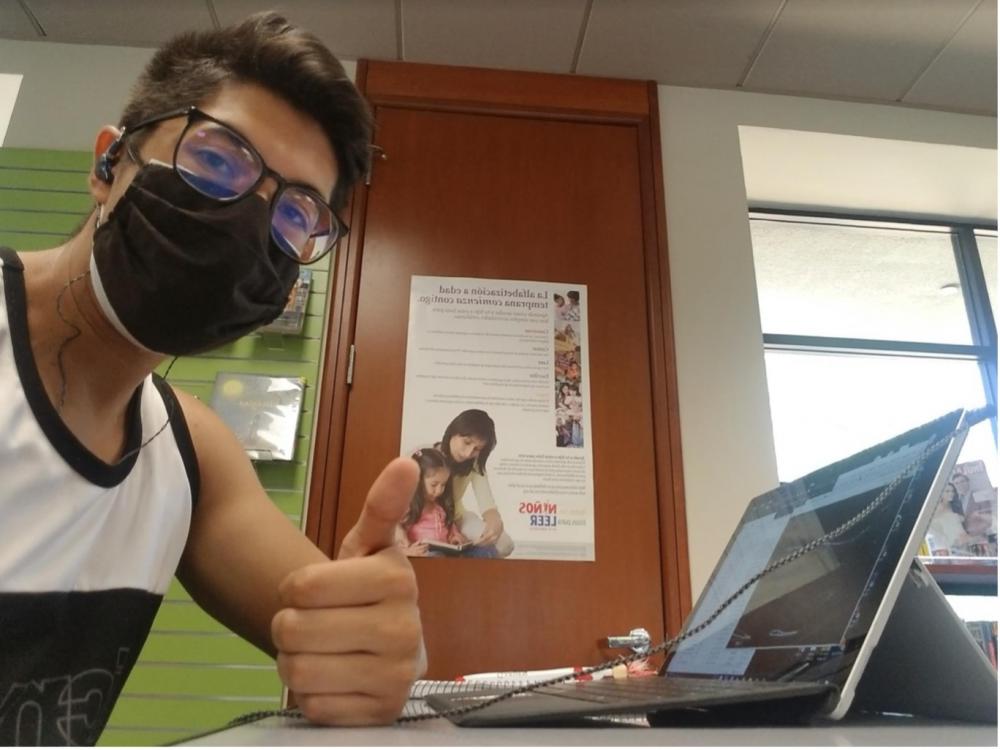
271, 458, 426, 725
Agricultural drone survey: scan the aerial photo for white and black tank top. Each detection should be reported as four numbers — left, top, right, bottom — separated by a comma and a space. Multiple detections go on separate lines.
0, 248, 200, 746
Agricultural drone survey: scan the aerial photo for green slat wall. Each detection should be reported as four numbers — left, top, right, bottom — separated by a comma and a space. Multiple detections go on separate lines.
0, 148, 332, 745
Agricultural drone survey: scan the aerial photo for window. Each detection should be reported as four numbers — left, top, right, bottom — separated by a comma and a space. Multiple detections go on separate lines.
750, 212, 997, 489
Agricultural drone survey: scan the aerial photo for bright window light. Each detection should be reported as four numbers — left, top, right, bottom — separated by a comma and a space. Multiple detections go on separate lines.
751, 218, 972, 345
765, 350, 996, 484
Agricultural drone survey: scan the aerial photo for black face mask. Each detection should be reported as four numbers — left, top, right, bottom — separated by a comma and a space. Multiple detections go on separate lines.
89, 164, 299, 355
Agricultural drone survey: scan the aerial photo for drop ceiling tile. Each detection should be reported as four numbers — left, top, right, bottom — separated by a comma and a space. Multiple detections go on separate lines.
213, 0, 398, 61
578, 0, 783, 86
22, 0, 213, 46
402, 0, 586, 73
0, 0, 41, 40
904, 0, 997, 114
745, 0, 980, 101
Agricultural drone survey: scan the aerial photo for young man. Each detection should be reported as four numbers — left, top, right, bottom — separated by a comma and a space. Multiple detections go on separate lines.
0, 13, 424, 745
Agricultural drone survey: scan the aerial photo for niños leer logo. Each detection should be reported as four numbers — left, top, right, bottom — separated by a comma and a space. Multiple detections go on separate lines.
518, 500, 558, 528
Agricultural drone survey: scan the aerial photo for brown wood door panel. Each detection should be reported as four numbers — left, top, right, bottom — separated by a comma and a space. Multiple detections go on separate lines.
331, 104, 666, 677
305, 62, 690, 679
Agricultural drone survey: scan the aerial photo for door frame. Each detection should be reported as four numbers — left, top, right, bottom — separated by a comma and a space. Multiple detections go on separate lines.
304, 60, 692, 633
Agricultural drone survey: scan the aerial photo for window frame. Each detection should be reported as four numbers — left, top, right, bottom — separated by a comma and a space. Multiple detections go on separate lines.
750, 208, 998, 442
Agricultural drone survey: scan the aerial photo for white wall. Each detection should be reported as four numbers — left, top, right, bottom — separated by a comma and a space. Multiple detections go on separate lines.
0, 73, 22, 146
740, 127, 997, 223
0, 39, 155, 150
3, 38, 996, 601
657, 85, 996, 597
0, 38, 356, 149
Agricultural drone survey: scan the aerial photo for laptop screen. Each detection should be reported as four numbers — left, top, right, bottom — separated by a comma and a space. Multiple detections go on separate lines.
666, 410, 965, 686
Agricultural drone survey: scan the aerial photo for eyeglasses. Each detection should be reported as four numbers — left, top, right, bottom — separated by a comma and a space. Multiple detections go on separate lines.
115, 106, 346, 264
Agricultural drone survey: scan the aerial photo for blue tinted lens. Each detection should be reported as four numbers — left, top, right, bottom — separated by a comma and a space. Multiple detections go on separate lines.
175, 121, 260, 200
271, 188, 335, 262
178, 169, 241, 199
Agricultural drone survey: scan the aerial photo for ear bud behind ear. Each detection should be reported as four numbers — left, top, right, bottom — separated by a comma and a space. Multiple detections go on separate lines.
96, 137, 124, 184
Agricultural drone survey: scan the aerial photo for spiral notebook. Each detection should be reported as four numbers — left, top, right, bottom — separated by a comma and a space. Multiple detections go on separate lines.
405, 680, 522, 719
407, 681, 647, 724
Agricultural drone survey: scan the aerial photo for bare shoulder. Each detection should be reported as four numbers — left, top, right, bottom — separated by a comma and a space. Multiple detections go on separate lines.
170, 387, 226, 440
170, 386, 242, 449
167, 385, 260, 503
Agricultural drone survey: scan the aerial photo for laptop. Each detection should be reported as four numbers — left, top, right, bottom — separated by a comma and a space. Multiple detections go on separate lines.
428, 409, 996, 726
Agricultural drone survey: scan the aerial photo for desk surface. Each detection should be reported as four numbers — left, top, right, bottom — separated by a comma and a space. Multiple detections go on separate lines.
177, 714, 998, 746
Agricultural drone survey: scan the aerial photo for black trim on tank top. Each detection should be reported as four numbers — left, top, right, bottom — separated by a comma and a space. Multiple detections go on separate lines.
152, 374, 200, 509
0, 246, 143, 487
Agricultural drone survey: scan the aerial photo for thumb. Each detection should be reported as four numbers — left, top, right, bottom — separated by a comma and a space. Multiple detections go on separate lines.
338, 456, 419, 559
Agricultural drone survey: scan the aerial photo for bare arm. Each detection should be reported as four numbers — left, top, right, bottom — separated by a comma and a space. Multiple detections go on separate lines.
172, 387, 424, 724
173, 388, 325, 655
470, 470, 504, 545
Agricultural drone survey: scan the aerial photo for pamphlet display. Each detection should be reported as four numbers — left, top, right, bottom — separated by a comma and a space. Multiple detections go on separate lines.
918, 459, 997, 649
922, 459, 998, 558
260, 268, 312, 335
400, 275, 595, 561
965, 620, 999, 667
210, 373, 304, 461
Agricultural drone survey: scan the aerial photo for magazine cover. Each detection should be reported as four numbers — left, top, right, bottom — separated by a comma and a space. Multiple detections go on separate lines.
924, 459, 998, 558
209, 373, 304, 461
965, 621, 998, 668
260, 268, 312, 335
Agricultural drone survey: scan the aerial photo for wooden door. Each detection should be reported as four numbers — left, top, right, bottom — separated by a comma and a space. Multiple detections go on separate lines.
307, 62, 689, 678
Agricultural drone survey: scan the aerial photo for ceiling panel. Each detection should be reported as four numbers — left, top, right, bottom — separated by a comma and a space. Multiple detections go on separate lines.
903, 0, 997, 115
212, 0, 398, 62
0, 1, 995, 117
22, 0, 214, 46
402, 0, 586, 74
578, 0, 782, 86
745, 0, 980, 101
0, 1, 40, 41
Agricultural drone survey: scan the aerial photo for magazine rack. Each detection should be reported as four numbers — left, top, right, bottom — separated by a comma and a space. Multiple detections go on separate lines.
851, 558, 997, 722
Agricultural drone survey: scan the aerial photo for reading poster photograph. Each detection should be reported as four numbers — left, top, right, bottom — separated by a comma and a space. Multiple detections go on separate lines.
399, 275, 595, 562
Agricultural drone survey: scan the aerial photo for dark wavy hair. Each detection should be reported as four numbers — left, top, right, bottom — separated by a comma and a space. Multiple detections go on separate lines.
404, 448, 456, 529
118, 11, 372, 211
439, 409, 497, 477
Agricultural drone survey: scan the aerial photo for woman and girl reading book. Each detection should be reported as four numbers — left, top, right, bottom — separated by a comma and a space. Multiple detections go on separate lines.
396, 409, 515, 559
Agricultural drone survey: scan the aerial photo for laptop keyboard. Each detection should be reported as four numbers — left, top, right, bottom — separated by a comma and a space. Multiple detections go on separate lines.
534, 676, 795, 705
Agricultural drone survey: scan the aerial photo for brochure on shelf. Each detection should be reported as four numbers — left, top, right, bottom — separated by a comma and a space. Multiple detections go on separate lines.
209, 373, 304, 461
260, 268, 312, 335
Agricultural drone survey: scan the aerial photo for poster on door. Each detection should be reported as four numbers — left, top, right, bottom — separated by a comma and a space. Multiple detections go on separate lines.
399, 275, 595, 562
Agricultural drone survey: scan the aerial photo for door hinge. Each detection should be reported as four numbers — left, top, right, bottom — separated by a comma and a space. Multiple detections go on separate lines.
365, 145, 387, 186
346, 344, 357, 386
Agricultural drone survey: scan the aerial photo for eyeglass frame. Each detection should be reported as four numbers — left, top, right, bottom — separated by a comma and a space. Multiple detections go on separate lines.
107, 105, 349, 265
